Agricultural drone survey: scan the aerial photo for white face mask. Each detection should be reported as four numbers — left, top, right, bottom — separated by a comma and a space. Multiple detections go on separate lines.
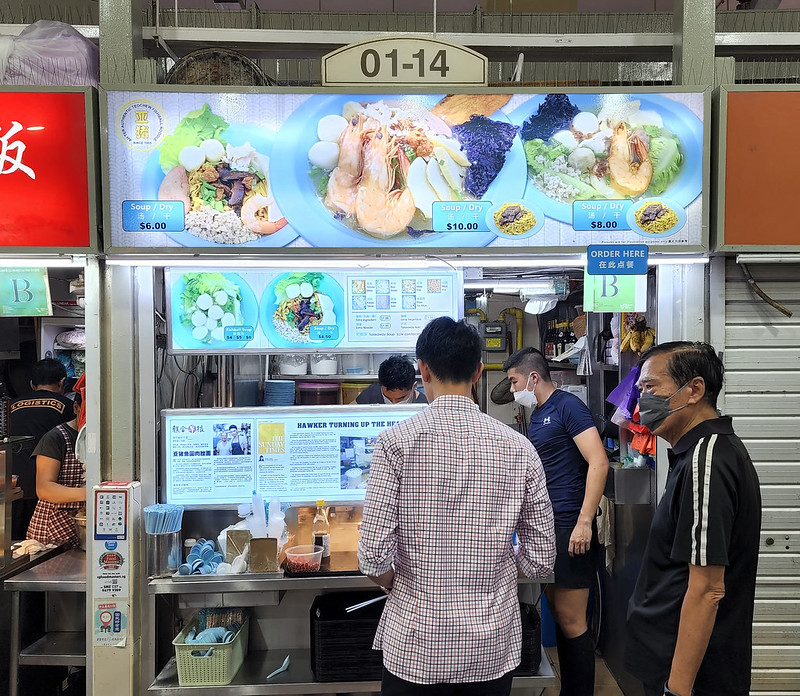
513, 373, 538, 409
383, 390, 414, 405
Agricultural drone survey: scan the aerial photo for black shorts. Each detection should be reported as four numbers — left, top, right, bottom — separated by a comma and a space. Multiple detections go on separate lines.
552, 524, 601, 589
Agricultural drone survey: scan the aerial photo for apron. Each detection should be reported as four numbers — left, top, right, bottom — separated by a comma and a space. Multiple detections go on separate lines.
26, 424, 85, 547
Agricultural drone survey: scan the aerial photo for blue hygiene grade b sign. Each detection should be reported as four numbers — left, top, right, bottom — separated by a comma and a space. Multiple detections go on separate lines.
586, 244, 649, 275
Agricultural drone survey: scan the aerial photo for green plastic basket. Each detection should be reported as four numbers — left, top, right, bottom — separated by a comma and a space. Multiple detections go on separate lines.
173, 615, 249, 686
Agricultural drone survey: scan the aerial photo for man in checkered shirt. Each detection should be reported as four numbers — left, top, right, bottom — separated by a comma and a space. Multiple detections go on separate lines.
359, 317, 555, 696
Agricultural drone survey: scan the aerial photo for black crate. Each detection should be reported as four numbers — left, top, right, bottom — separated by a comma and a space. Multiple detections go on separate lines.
515, 603, 542, 676
310, 591, 385, 682
310, 594, 542, 682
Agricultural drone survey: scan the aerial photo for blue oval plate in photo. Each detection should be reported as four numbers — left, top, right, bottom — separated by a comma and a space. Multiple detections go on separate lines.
141, 122, 299, 248
506, 92, 704, 224
261, 272, 345, 349
170, 272, 258, 350
268, 94, 526, 248
485, 199, 546, 241
625, 197, 687, 238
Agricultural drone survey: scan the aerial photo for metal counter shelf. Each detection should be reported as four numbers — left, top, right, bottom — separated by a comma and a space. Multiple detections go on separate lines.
4, 548, 87, 696
19, 631, 86, 666
149, 646, 556, 694
4, 548, 86, 592
149, 573, 549, 594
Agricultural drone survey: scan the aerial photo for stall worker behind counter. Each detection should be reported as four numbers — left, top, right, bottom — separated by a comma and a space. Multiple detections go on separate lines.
353, 354, 428, 405
26, 392, 86, 549
9, 358, 75, 540
359, 318, 555, 696
504, 347, 609, 696
626, 342, 761, 696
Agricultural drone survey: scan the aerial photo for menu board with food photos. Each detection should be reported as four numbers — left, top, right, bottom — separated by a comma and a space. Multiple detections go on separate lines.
166, 266, 462, 353
105, 88, 708, 251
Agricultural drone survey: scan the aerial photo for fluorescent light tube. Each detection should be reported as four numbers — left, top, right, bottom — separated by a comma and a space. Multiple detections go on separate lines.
0, 256, 85, 268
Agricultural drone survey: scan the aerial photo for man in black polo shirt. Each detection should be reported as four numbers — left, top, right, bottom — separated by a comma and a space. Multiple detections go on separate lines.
626, 342, 761, 696
9, 359, 74, 539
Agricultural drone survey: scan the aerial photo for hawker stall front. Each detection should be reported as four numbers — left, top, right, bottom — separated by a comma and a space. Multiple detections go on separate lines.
0, 86, 101, 696
99, 69, 710, 695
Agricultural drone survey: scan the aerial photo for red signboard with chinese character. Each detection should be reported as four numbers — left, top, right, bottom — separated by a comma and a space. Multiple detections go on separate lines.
0, 89, 95, 249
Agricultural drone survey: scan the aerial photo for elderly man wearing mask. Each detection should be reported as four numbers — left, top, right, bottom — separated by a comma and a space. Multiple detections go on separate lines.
626, 342, 761, 696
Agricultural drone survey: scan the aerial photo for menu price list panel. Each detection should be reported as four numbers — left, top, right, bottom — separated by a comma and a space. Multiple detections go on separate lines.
166, 266, 462, 353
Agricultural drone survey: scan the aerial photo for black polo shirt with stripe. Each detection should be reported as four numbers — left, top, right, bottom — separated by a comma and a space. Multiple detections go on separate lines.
625, 416, 762, 696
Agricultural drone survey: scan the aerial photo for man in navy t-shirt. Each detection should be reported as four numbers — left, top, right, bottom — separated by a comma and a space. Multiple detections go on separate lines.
505, 347, 609, 696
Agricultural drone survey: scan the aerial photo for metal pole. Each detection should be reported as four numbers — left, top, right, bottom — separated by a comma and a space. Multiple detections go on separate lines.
433, 0, 437, 36
9, 591, 20, 696
99, 0, 142, 83
226, 356, 235, 408
673, 0, 714, 85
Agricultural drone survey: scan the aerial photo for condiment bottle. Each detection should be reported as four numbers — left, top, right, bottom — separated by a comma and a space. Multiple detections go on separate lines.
312, 499, 331, 558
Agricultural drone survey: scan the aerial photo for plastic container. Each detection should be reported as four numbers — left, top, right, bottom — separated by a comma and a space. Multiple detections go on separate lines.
173, 615, 249, 686
310, 354, 338, 375
284, 545, 323, 573
147, 530, 182, 578
341, 354, 370, 374
370, 353, 394, 373
340, 382, 369, 404
277, 354, 308, 375
297, 382, 339, 405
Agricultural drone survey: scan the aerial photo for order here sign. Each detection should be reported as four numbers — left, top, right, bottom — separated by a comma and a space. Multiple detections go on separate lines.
0, 90, 94, 249
586, 244, 649, 275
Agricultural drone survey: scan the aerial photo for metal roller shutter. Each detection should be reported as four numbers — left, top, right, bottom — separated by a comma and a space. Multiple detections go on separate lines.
724, 258, 800, 695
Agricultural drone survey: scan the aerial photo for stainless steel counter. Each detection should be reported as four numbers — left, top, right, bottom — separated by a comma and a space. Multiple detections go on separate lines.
148, 646, 556, 694
4, 549, 86, 592
4, 548, 87, 696
0, 544, 69, 583
149, 573, 549, 595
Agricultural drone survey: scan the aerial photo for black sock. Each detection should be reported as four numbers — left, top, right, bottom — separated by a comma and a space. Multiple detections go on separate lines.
556, 629, 595, 696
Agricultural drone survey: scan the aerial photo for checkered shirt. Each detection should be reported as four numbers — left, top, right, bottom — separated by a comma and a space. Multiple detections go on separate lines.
358, 394, 555, 685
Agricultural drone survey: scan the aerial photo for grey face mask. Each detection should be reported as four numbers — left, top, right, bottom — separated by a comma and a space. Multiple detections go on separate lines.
638, 381, 691, 432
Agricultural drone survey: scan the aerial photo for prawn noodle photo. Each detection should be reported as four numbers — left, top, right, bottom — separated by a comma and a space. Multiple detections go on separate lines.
520, 93, 686, 204
308, 97, 519, 240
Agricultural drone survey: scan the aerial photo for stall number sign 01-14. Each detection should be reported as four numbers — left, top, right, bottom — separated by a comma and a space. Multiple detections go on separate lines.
322, 37, 488, 87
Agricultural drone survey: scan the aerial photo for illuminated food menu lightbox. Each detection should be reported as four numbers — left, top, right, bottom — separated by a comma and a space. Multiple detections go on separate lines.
166, 266, 462, 353
105, 89, 707, 251
162, 405, 424, 506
